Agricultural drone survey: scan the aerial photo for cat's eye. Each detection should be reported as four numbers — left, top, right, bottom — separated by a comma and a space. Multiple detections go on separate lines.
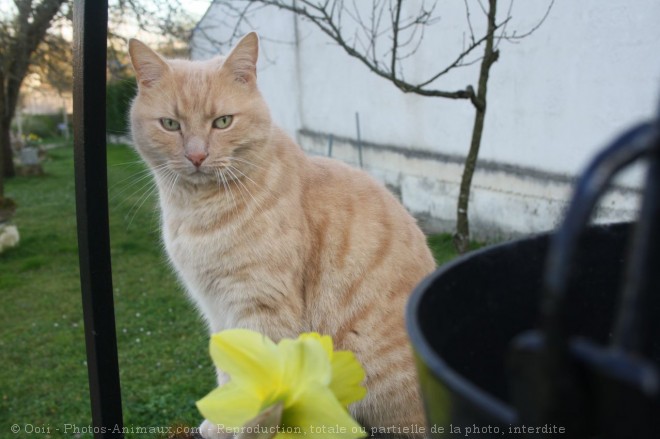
160, 118, 180, 131
213, 115, 233, 129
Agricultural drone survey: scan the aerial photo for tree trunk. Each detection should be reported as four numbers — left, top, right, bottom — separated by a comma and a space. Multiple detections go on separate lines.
0, 69, 5, 200
1, 71, 13, 197
453, 0, 499, 254
0, 121, 6, 200
0, 0, 68, 200
1, 117, 15, 183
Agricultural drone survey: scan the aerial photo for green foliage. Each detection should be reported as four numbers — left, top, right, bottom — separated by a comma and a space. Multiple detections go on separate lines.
107, 77, 138, 136
427, 232, 482, 266
0, 196, 17, 211
14, 113, 64, 139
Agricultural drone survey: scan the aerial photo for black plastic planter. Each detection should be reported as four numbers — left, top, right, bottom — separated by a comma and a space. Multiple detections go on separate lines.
407, 118, 660, 438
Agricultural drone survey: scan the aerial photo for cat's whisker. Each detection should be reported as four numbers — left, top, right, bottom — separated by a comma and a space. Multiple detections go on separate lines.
112, 169, 159, 195
158, 168, 173, 198
220, 170, 240, 217
149, 162, 172, 172
224, 166, 252, 207
167, 173, 180, 200
111, 159, 149, 167
213, 169, 224, 192
119, 167, 175, 225
109, 166, 163, 202
218, 170, 240, 218
125, 179, 158, 228
116, 167, 153, 181
214, 169, 231, 209
110, 161, 167, 188
227, 164, 263, 190
226, 166, 274, 224
226, 166, 260, 205
111, 175, 156, 210
230, 156, 268, 172
123, 175, 156, 211
154, 167, 177, 188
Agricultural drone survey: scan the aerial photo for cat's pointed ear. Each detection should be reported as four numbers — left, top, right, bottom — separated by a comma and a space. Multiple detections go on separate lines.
223, 32, 259, 84
129, 39, 169, 88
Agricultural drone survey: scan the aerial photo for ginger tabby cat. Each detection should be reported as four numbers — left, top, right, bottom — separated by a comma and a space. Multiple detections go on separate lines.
129, 33, 436, 438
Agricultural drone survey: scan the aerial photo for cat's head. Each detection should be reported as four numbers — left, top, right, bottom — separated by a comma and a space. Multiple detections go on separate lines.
128, 33, 271, 186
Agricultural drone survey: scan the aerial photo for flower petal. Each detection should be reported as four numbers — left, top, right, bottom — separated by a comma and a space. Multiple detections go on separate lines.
196, 382, 262, 429
236, 402, 283, 439
330, 351, 367, 407
282, 385, 367, 438
278, 336, 332, 406
299, 332, 334, 358
209, 329, 282, 398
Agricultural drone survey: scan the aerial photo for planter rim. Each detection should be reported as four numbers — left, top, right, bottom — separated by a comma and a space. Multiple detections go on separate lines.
405, 234, 559, 426
407, 222, 634, 427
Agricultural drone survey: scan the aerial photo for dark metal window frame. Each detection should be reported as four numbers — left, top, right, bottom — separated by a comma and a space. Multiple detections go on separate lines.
72, 1, 124, 437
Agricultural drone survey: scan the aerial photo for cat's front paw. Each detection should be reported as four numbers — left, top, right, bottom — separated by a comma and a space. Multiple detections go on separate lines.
198, 419, 234, 439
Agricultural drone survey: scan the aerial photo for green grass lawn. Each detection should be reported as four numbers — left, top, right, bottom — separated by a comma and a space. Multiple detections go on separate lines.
1, 143, 475, 438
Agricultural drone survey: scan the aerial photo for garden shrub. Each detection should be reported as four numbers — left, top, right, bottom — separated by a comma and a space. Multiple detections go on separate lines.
107, 76, 137, 136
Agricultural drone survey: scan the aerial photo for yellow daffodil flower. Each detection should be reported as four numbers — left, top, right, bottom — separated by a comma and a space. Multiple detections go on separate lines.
196, 329, 367, 439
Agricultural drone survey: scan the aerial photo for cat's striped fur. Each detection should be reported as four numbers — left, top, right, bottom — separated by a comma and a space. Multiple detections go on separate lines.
129, 33, 436, 439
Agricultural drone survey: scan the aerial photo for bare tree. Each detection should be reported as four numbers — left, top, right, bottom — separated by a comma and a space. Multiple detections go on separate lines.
203, 0, 553, 253
0, 0, 68, 206
0, 0, 194, 215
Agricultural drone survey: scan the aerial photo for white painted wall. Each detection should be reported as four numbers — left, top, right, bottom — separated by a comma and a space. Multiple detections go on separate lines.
192, 0, 660, 239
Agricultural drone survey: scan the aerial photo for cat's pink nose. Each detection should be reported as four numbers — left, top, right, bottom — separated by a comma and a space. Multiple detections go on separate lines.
185, 151, 208, 168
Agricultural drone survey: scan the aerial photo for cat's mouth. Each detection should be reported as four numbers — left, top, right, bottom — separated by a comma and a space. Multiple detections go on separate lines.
177, 162, 233, 186
183, 166, 215, 181
162, 164, 214, 186
166, 157, 250, 189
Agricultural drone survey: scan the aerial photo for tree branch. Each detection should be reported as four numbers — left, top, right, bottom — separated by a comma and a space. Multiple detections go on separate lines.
415, 16, 509, 90
390, 0, 402, 80
251, 0, 474, 100
503, 0, 554, 41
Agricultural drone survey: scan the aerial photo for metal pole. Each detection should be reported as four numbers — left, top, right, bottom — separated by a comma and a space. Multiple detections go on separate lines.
355, 112, 363, 168
327, 133, 334, 157
73, 1, 124, 437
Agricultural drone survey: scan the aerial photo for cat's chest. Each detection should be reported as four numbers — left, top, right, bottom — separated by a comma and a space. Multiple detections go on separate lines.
163, 213, 237, 271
